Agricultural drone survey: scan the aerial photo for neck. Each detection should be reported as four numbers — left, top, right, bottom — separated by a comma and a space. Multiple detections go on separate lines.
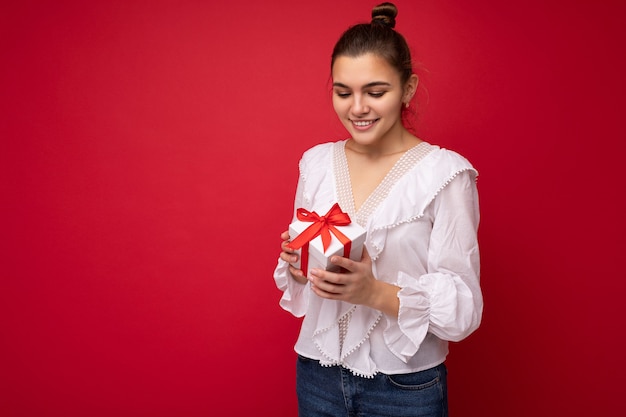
346, 128, 421, 158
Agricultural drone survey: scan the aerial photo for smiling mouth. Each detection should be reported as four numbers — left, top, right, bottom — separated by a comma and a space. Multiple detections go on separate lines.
351, 118, 379, 127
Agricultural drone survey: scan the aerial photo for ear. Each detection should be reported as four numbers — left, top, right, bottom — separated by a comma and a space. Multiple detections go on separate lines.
403, 74, 419, 103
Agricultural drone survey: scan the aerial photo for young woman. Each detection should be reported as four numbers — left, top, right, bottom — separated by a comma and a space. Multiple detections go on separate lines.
274, 3, 482, 416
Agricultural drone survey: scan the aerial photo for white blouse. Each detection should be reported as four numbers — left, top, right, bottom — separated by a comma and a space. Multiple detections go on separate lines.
274, 140, 482, 377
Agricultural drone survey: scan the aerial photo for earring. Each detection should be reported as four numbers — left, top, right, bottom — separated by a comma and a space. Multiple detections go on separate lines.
405, 102, 410, 109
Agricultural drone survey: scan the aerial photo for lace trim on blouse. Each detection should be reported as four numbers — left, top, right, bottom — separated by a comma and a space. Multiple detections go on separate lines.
338, 306, 355, 355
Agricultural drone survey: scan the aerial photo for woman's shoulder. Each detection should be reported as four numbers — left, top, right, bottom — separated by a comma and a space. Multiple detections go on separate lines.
419, 144, 478, 179
425, 144, 475, 170
301, 140, 343, 159
299, 140, 346, 168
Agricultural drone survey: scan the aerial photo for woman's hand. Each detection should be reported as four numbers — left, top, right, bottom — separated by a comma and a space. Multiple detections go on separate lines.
279, 230, 308, 285
308, 248, 401, 317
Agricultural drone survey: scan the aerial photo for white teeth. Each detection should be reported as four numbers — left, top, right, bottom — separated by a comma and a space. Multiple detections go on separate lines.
353, 120, 374, 127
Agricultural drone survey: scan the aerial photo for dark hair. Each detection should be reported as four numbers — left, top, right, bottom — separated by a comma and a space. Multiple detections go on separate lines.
331, 2, 413, 85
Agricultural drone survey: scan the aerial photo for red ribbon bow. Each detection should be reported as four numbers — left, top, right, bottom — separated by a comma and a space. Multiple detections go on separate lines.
287, 203, 353, 276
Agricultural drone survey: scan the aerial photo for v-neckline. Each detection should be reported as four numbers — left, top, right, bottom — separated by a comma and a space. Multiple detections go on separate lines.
333, 140, 434, 227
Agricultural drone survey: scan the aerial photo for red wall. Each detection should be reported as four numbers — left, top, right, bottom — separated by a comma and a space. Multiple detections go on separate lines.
2, 0, 624, 415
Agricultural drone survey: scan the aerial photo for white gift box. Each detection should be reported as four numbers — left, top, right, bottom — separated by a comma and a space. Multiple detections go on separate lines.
288, 203, 366, 276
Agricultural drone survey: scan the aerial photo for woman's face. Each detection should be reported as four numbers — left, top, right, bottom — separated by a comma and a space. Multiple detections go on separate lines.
331, 53, 412, 148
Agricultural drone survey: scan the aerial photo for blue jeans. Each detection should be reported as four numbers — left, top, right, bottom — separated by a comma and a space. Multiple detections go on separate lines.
296, 355, 448, 417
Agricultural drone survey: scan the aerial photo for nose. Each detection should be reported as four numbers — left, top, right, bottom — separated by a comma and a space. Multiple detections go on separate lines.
351, 94, 369, 115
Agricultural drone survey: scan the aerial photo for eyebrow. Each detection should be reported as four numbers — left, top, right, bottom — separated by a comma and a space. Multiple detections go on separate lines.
332, 81, 392, 89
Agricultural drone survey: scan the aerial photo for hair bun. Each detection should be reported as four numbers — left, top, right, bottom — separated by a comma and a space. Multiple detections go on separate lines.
371, 2, 398, 28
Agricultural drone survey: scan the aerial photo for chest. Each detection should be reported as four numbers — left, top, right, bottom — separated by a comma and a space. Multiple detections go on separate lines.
346, 155, 403, 212
329, 141, 434, 227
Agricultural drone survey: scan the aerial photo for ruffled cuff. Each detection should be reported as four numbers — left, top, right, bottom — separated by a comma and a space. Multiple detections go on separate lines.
385, 270, 477, 362
383, 271, 431, 362
273, 258, 310, 317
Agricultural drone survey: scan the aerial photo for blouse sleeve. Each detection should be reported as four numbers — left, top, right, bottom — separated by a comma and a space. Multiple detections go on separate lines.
273, 161, 311, 318
386, 170, 483, 361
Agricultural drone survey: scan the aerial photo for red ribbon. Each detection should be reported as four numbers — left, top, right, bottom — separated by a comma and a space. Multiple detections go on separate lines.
287, 203, 353, 276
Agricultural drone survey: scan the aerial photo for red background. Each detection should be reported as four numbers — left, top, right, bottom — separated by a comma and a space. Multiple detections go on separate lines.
2, 0, 625, 415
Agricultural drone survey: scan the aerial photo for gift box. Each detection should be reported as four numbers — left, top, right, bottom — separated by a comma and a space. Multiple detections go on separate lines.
287, 203, 366, 276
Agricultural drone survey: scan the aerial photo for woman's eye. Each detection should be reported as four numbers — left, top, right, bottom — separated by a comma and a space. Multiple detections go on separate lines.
335, 91, 351, 98
369, 91, 386, 98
